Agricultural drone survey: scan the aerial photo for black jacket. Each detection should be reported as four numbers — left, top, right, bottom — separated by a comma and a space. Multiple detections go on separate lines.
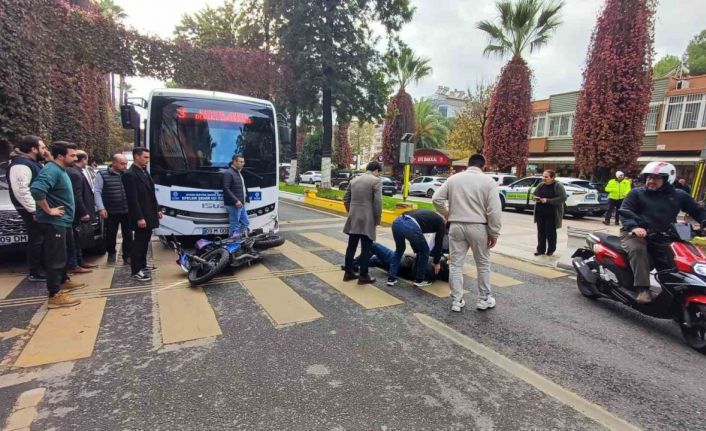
122, 165, 160, 230
67, 166, 96, 223
98, 168, 128, 214
620, 184, 706, 233
223, 166, 249, 206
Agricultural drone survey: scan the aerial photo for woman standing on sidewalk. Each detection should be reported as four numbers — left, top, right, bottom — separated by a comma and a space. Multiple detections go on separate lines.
533, 170, 566, 256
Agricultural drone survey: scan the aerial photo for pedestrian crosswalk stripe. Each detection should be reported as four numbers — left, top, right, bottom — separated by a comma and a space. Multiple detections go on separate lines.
14, 298, 107, 368
491, 253, 566, 279
70, 266, 115, 293
463, 264, 522, 287
300, 232, 347, 253
157, 287, 222, 345
240, 277, 323, 327
278, 241, 403, 309
0, 275, 24, 300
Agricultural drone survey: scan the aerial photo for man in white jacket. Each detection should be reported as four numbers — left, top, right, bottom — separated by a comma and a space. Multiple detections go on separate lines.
5, 136, 49, 281
432, 154, 502, 312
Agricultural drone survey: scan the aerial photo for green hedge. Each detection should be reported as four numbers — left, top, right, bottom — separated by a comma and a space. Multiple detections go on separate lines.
278, 183, 435, 211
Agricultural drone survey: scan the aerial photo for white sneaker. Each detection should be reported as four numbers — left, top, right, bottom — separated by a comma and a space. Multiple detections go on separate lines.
451, 298, 465, 312
132, 270, 151, 282
476, 295, 496, 310
414, 280, 432, 288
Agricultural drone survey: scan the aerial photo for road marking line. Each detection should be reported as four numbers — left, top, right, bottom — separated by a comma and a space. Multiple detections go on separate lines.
157, 287, 222, 345
279, 223, 344, 232
491, 253, 566, 279
0, 275, 26, 300
240, 277, 323, 327
279, 241, 403, 309
3, 387, 45, 431
280, 200, 347, 217
70, 266, 115, 293
14, 298, 107, 368
414, 313, 641, 431
280, 217, 343, 225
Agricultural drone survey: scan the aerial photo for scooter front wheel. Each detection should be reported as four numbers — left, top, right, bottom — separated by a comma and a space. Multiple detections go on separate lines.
681, 303, 706, 354
187, 248, 230, 285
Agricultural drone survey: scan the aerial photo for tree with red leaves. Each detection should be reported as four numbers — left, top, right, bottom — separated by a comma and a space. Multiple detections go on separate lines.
478, 0, 564, 172
382, 47, 432, 177
333, 121, 353, 168
573, 0, 656, 179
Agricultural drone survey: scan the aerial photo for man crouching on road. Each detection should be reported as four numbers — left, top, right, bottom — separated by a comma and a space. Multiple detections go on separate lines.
30, 141, 86, 308
432, 154, 502, 312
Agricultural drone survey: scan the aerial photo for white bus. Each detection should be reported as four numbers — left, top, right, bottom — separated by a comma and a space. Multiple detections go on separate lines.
127, 88, 284, 237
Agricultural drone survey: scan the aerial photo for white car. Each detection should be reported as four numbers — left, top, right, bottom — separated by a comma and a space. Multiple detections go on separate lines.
498, 176, 607, 218
485, 172, 517, 186
409, 176, 447, 198
300, 171, 321, 184
0, 167, 28, 253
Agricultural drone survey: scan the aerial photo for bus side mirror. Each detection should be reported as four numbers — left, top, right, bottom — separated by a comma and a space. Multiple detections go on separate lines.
278, 126, 291, 146
120, 104, 141, 130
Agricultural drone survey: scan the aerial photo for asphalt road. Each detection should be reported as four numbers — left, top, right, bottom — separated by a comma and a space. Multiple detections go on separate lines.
0, 200, 704, 430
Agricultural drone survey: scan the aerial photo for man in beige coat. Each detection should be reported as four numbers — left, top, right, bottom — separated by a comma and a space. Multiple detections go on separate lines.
343, 161, 383, 284
432, 154, 502, 312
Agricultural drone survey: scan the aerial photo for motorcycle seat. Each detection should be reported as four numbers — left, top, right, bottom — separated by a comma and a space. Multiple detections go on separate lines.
594, 232, 627, 255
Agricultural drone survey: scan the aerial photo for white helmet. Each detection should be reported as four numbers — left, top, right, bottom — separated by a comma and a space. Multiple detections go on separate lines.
640, 161, 676, 184
615, 170, 624, 178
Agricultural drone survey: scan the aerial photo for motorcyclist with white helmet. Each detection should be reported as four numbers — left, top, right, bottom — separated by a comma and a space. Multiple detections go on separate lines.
620, 161, 706, 304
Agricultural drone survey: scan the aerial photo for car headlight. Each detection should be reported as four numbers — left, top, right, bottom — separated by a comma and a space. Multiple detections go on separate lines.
693, 263, 706, 276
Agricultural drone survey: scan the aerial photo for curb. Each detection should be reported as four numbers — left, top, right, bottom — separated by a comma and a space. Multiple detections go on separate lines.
279, 191, 305, 203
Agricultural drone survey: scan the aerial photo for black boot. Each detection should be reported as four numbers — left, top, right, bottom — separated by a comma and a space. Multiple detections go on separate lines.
343, 271, 359, 281
358, 274, 376, 285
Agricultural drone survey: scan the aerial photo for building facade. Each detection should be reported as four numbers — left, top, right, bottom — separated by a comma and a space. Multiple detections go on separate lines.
426, 86, 469, 119
528, 75, 706, 183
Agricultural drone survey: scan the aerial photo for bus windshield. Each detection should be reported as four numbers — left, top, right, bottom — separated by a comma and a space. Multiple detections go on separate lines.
149, 95, 277, 190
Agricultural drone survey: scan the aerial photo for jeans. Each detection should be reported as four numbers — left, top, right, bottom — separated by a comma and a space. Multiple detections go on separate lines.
131, 228, 152, 275
448, 223, 491, 301
605, 199, 623, 224
225, 204, 250, 237
389, 215, 430, 281
18, 209, 44, 277
345, 234, 373, 277
39, 223, 69, 297
105, 213, 132, 258
536, 216, 557, 254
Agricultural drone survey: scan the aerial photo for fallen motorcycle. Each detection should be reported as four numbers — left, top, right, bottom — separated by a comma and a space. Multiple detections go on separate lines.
571, 209, 706, 353
167, 230, 285, 285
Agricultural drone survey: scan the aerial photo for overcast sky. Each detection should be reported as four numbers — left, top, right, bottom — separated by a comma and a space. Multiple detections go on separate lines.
118, 0, 705, 102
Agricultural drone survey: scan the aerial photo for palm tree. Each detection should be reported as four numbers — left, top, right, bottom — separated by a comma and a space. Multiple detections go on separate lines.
477, 0, 564, 171
385, 46, 433, 91
414, 100, 449, 149
381, 46, 432, 176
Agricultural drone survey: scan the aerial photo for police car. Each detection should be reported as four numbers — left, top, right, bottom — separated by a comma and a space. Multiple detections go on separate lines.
498, 176, 607, 218
0, 167, 28, 252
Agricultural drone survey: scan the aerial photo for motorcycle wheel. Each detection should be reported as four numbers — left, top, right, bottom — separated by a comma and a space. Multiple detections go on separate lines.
681, 303, 706, 354
187, 248, 230, 285
576, 273, 600, 300
252, 234, 285, 251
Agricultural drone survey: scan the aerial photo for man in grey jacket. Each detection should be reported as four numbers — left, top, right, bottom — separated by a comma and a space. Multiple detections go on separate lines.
223, 154, 250, 237
432, 154, 502, 312
342, 161, 382, 285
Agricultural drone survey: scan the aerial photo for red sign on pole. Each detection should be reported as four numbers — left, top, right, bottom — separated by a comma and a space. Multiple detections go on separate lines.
412, 150, 450, 166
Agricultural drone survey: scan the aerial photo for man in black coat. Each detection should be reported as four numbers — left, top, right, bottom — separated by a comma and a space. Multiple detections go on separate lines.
122, 147, 161, 281
222, 154, 250, 237
67, 150, 97, 274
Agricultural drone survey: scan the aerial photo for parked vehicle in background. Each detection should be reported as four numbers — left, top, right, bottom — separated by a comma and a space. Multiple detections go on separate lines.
498, 176, 607, 217
300, 171, 322, 184
485, 172, 517, 186
381, 176, 402, 192
380, 177, 397, 196
331, 171, 353, 187
0, 166, 28, 253
409, 176, 447, 198
562, 179, 608, 214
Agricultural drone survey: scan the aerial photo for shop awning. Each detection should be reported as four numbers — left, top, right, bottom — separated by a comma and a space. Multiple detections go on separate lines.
527, 155, 702, 165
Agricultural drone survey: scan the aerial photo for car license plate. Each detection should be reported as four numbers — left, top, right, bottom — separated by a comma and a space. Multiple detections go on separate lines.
0, 234, 28, 245
201, 227, 229, 235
